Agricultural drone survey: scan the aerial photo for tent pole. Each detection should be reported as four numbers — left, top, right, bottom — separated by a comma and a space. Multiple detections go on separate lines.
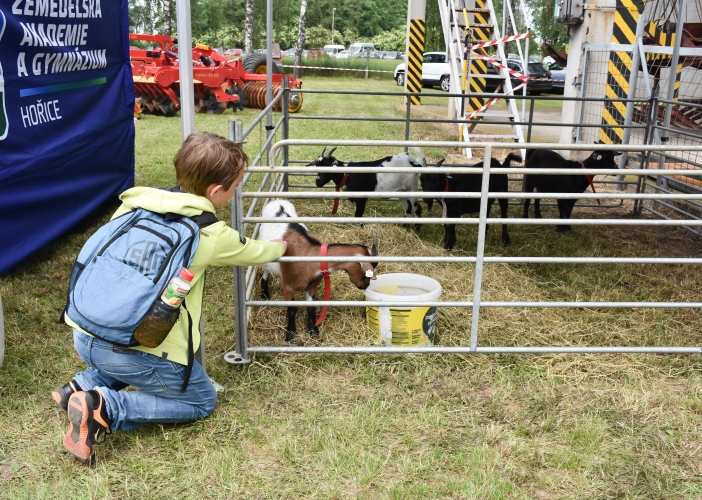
176, 0, 196, 141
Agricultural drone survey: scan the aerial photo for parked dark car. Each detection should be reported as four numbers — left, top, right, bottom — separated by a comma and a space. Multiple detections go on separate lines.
484, 59, 552, 95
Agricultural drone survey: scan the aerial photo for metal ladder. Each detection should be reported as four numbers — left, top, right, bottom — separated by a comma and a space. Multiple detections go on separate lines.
438, 0, 529, 158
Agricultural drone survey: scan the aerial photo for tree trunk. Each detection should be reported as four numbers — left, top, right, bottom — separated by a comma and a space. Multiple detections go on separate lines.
245, 0, 254, 56
294, 0, 308, 79
161, 0, 172, 36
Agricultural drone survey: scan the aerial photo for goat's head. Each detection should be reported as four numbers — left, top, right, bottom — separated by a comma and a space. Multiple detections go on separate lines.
345, 235, 379, 290
308, 147, 344, 188
585, 142, 621, 171
586, 150, 618, 169
419, 159, 446, 211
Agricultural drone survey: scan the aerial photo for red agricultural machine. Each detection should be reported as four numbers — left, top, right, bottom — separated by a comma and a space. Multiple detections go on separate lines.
129, 34, 303, 116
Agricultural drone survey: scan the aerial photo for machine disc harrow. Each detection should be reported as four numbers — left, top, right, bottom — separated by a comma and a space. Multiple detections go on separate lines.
243, 82, 303, 113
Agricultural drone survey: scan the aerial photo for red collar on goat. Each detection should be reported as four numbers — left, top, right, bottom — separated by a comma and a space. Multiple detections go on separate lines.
315, 243, 332, 326
581, 163, 601, 206
435, 177, 450, 218
332, 173, 350, 215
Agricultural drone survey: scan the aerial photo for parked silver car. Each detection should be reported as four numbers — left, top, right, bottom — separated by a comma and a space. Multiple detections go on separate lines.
546, 62, 566, 93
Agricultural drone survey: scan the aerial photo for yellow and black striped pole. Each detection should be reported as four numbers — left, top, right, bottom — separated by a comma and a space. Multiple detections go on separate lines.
599, 0, 646, 144
467, 0, 491, 117
405, 0, 427, 105
645, 21, 682, 99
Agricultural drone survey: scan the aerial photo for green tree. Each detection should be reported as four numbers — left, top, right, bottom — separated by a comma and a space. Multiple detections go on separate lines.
371, 28, 406, 51
526, 0, 568, 51
305, 26, 331, 49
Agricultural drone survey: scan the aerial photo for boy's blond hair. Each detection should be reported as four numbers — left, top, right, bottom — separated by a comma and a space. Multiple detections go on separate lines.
174, 132, 248, 196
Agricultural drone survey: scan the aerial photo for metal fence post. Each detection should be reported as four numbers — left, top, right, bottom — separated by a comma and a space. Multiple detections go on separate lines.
575, 45, 590, 143
224, 119, 250, 365
404, 97, 411, 153
634, 92, 658, 215
282, 77, 290, 192
470, 145, 492, 351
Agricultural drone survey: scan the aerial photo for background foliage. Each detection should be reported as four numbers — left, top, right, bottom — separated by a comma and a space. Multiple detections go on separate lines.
128, 0, 567, 52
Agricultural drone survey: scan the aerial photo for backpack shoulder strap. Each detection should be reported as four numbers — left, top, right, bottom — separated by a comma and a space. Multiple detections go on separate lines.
162, 211, 218, 228
189, 211, 218, 228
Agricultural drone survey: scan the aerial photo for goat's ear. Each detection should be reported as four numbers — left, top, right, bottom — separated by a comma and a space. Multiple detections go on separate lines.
614, 151, 623, 156
435, 158, 446, 168
360, 262, 376, 280
327, 147, 337, 157
370, 235, 378, 256
596, 139, 603, 145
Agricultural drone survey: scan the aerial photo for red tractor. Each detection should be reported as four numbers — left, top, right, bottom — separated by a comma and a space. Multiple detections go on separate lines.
130, 34, 303, 116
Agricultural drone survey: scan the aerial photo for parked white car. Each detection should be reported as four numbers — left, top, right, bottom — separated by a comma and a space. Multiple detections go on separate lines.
335, 50, 350, 59
394, 52, 451, 91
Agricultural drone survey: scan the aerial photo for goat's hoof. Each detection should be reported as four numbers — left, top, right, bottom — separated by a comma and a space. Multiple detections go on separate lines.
260, 292, 269, 300
308, 326, 320, 336
415, 224, 421, 232
503, 238, 511, 245
556, 226, 572, 233
284, 332, 297, 343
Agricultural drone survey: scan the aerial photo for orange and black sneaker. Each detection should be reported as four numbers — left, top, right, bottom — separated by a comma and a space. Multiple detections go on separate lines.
52, 380, 81, 411
63, 390, 111, 464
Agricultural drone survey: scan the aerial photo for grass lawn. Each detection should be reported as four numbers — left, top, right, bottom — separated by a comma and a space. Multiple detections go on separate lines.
2, 76, 702, 499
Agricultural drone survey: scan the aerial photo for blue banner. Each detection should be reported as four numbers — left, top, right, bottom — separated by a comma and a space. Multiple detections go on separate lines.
0, 0, 134, 273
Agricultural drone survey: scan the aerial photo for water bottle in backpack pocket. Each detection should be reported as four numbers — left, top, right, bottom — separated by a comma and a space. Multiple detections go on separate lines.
134, 268, 194, 347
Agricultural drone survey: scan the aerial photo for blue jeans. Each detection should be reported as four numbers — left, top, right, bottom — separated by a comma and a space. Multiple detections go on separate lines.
71, 330, 217, 431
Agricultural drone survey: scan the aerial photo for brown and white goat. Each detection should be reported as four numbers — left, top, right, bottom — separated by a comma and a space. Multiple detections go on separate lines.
259, 200, 378, 341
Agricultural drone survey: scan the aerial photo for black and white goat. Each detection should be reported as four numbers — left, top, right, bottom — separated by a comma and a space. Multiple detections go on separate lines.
420, 153, 522, 250
309, 147, 426, 229
259, 199, 378, 342
522, 146, 620, 232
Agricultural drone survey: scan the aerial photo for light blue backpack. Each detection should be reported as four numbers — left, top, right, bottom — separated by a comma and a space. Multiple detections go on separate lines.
62, 207, 217, 390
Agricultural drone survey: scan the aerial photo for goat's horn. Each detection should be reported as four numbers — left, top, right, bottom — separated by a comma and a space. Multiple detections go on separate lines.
435, 158, 446, 168
320, 147, 327, 157
327, 147, 337, 157
371, 234, 378, 256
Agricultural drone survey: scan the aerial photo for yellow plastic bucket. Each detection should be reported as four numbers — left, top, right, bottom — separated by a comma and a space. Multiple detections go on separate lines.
363, 273, 442, 347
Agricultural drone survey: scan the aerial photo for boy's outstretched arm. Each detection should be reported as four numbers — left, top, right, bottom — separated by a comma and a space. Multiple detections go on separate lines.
209, 225, 287, 267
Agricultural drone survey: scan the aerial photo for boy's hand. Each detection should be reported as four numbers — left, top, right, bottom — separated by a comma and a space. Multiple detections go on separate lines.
272, 239, 288, 251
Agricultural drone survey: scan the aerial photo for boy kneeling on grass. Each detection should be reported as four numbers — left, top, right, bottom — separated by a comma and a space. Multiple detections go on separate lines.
53, 132, 287, 463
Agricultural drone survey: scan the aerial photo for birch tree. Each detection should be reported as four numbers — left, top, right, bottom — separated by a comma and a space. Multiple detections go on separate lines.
294, 0, 308, 79
245, 0, 254, 55
161, 0, 172, 35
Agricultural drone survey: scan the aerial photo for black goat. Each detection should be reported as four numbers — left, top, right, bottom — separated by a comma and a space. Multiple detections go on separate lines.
522, 147, 620, 232
309, 147, 426, 229
420, 153, 522, 250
